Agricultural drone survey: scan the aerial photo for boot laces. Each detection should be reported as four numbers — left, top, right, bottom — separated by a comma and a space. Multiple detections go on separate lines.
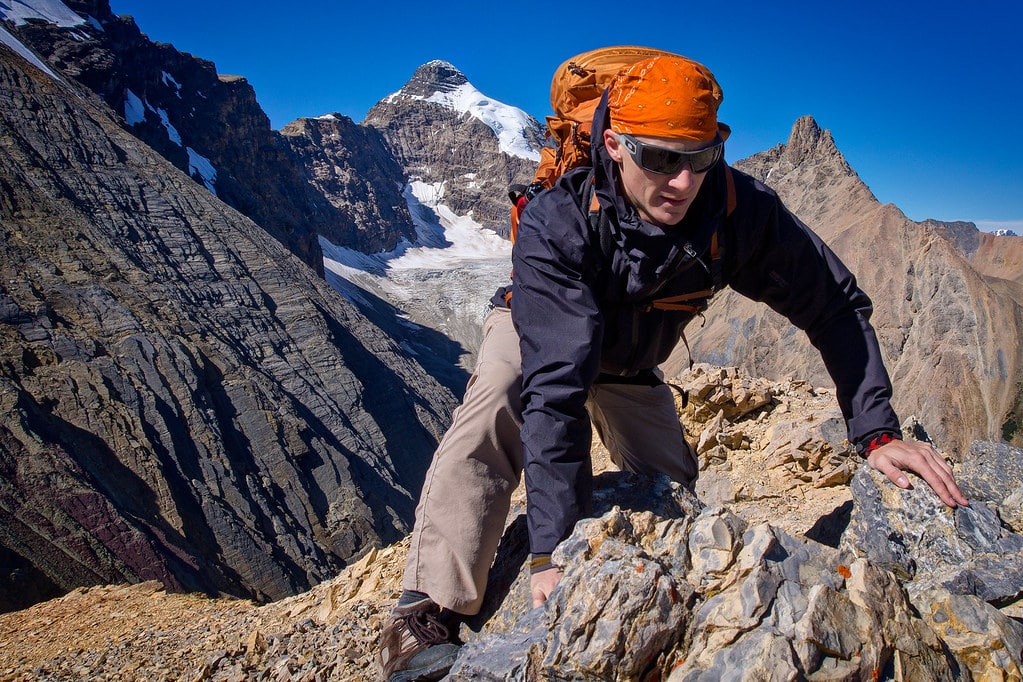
399, 609, 450, 646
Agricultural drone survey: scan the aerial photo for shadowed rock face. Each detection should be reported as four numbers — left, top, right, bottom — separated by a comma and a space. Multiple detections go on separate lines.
280, 114, 419, 253
9, 0, 421, 268
0, 46, 459, 612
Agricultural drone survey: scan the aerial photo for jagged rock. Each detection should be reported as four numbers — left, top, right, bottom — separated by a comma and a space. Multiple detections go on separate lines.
682, 363, 776, 422
956, 440, 1023, 506
917, 589, 1023, 674
1002, 487, 1023, 534
468, 472, 704, 638
842, 461, 1023, 606
449, 466, 1022, 680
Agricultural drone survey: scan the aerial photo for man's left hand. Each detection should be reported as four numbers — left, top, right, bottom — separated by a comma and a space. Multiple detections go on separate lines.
866, 439, 969, 508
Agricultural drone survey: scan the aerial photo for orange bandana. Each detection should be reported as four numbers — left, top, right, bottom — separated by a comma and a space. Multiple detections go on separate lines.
608, 55, 722, 141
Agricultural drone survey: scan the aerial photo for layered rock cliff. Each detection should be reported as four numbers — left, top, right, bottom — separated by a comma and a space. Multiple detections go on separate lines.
0, 44, 458, 612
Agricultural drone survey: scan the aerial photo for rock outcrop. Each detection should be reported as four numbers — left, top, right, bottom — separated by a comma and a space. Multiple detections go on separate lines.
3, 364, 1020, 680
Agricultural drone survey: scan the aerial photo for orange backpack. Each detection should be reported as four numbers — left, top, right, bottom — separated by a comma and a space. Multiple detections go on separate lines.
506, 46, 736, 326
509, 46, 728, 240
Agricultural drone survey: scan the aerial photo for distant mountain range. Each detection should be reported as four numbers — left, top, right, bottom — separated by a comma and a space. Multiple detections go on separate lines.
1, 0, 1022, 616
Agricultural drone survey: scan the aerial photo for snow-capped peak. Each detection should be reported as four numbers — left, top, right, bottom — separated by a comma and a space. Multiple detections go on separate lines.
384, 61, 540, 162
425, 80, 540, 162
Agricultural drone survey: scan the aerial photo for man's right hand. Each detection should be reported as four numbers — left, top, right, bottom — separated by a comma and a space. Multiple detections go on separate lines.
530, 566, 563, 608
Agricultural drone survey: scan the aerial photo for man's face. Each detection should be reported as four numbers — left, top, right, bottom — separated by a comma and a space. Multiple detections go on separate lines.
604, 130, 716, 228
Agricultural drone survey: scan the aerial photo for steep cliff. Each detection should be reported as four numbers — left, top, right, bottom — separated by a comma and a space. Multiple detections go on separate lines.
0, 44, 458, 611
280, 114, 418, 254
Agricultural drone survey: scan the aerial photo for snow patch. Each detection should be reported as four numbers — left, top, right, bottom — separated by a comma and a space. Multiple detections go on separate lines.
320, 180, 513, 359
426, 81, 540, 162
162, 71, 182, 98
186, 148, 218, 194
154, 107, 182, 145
0, 0, 84, 27
0, 24, 62, 81
321, 180, 510, 278
124, 88, 146, 125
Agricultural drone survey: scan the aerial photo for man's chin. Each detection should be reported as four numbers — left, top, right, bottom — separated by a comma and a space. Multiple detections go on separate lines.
652, 210, 689, 228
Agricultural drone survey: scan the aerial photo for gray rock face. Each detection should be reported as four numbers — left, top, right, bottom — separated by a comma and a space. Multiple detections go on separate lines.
281, 114, 418, 253
843, 446, 1023, 606
450, 469, 1023, 680
0, 45, 458, 611
956, 440, 1023, 505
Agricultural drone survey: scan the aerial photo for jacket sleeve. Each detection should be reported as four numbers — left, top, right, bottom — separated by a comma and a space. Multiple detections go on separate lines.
510, 192, 603, 557
726, 178, 900, 446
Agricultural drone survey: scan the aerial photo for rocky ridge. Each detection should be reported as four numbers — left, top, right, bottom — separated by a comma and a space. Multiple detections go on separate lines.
2, 363, 1021, 680
4, 0, 433, 266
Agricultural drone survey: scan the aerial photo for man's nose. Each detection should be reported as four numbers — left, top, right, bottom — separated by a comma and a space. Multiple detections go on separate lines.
667, 165, 695, 190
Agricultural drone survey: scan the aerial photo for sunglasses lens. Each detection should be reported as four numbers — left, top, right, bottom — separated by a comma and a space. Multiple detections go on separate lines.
639, 146, 686, 174
626, 135, 722, 174
687, 145, 722, 173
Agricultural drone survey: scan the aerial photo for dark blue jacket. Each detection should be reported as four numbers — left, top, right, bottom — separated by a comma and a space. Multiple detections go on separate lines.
499, 94, 899, 557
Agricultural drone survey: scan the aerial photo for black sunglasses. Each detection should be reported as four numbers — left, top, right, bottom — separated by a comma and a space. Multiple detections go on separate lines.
618, 133, 723, 175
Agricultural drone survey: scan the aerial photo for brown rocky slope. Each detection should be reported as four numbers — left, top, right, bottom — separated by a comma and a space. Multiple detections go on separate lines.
673, 117, 1023, 455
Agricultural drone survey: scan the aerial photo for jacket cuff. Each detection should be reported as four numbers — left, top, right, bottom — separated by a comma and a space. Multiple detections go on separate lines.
854, 430, 901, 457
529, 554, 554, 574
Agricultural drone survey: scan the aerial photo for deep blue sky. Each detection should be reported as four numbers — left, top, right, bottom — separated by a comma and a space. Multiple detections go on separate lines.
108, 0, 1022, 231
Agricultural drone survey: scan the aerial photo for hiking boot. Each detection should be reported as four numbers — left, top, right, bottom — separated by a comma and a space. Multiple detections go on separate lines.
378, 598, 461, 681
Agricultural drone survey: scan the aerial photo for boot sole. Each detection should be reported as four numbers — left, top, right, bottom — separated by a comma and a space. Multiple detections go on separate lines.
388, 642, 460, 682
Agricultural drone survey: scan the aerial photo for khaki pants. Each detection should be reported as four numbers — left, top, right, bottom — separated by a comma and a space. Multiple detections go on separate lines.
402, 306, 697, 615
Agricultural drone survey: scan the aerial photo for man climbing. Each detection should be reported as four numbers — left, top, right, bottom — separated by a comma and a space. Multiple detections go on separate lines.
378, 49, 967, 681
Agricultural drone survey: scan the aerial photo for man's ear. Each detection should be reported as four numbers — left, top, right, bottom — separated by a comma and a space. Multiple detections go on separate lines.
604, 129, 623, 163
